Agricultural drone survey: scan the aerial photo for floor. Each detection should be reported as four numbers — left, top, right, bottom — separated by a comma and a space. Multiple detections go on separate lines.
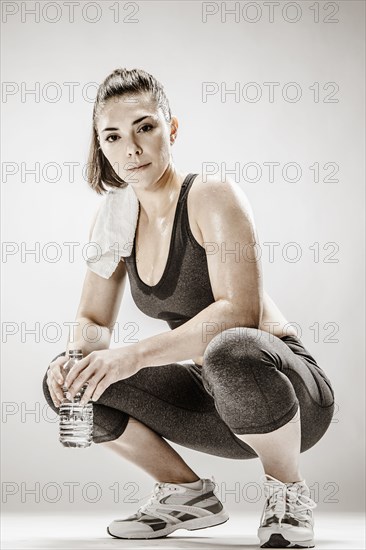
1, 512, 365, 549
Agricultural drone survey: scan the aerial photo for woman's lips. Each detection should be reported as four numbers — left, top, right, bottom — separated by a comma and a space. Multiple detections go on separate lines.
127, 163, 150, 171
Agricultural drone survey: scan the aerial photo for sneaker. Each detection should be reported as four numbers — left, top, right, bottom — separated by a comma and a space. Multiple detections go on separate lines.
107, 476, 229, 539
258, 473, 317, 548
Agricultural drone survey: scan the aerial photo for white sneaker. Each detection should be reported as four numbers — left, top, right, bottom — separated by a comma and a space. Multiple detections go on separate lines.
258, 474, 317, 548
107, 476, 229, 539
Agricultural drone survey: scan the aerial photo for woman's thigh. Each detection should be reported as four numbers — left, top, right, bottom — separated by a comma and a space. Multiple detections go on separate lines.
42, 331, 335, 458
200, 328, 335, 453
41, 352, 258, 459
276, 334, 335, 452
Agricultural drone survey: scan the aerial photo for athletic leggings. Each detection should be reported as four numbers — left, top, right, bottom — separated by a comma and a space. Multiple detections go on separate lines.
42, 328, 335, 459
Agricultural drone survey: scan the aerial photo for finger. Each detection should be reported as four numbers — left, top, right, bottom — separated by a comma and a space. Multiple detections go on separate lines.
47, 372, 65, 397
88, 374, 111, 404
47, 371, 58, 393
48, 368, 64, 388
66, 365, 96, 398
57, 356, 71, 382
49, 354, 69, 371
79, 374, 105, 405
48, 364, 65, 386
49, 377, 65, 402
64, 356, 90, 388
49, 386, 62, 408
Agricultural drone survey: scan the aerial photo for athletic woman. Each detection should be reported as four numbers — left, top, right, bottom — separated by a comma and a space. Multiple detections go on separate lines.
43, 68, 335, 548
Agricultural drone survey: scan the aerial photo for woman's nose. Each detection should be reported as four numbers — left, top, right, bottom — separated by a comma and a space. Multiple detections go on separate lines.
125, 139, 142, 159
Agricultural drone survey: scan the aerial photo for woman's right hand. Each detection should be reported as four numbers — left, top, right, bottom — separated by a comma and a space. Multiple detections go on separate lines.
46, 354, 70, 408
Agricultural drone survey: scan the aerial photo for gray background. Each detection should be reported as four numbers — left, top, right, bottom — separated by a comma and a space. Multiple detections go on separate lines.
1, 1, 365, 515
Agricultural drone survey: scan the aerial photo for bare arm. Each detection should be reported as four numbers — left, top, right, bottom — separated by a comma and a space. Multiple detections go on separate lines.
66, 262, 127, 356
47, 209, 128, 406
135, 176, 263, 368
61, 178, 262, 404
65, 206, 127, 355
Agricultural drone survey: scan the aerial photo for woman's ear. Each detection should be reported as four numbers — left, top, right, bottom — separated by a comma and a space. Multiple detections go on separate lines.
170, 116, 179, 144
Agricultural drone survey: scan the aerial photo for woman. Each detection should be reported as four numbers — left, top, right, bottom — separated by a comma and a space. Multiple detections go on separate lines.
43, 68, 335, 548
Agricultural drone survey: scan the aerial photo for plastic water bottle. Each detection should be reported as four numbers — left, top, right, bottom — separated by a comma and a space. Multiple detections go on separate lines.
59, 349, 93, 448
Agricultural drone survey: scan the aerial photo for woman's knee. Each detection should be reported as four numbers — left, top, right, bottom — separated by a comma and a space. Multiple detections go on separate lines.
202, 327, 267, 377
204, 325, 261, 354
200, 326, 297, 406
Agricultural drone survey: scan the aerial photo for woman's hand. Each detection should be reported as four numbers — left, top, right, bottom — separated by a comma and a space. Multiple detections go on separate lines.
47, 354, 70, 408
63, 347, 141, 405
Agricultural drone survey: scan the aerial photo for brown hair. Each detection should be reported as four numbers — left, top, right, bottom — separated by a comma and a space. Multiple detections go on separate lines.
86, 68, 172, 195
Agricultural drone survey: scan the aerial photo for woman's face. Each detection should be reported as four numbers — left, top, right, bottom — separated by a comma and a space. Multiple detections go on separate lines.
95, 92, 175, 187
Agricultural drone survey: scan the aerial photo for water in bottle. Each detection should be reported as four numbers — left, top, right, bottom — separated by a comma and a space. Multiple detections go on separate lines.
59, 349, 93, 448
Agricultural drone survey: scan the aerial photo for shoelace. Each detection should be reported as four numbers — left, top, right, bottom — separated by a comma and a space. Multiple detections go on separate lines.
138, 482, 178, 515
137, 475, 216, 514
136, 476, 216, 517
260, 474, 317, 527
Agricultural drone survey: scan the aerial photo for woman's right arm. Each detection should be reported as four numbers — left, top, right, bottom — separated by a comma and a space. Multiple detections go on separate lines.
47, 211, 128, 406
64, 258, 127, 355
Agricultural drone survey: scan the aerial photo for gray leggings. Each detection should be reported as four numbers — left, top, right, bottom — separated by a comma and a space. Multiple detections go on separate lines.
42, 328, 335, 459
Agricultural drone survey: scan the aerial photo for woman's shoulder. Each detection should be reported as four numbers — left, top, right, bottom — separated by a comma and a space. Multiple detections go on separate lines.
191, 173, 250, 198
189, 174, 254, 220
187, 174, 257, 251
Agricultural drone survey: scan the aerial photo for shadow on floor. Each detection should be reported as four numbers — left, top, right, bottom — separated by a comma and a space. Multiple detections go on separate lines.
2, 534, 260, 550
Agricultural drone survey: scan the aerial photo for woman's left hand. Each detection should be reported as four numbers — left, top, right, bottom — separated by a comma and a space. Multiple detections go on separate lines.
64, 347, 141, 405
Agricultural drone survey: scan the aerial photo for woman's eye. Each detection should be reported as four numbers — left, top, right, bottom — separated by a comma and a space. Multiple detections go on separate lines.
105, 125, 153, 143
105, 134, 119, 143
139, 124, 153, 133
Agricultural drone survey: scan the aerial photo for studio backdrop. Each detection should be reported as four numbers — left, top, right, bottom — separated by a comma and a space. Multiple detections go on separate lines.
1, 0, 365, 516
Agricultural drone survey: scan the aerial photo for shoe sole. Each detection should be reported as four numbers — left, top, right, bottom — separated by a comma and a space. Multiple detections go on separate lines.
260, 533, 315, 548
107, 510, 230, 539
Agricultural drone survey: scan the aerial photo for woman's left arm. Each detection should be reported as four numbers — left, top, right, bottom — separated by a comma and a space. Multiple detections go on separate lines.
65, 177, 263, 404
136, 176, 264, 365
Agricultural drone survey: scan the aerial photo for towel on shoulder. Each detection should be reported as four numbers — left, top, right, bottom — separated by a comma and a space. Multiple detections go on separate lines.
85, 184, 140, 279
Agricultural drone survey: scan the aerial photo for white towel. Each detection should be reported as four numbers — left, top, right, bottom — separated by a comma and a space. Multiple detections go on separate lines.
85, 184, 140, 279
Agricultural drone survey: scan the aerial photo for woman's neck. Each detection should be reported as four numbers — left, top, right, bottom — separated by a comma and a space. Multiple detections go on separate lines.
131, 164, 186, 223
